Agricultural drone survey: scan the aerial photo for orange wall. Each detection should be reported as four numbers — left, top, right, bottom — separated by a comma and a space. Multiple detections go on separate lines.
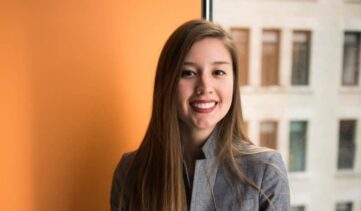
0, 1, 200, 210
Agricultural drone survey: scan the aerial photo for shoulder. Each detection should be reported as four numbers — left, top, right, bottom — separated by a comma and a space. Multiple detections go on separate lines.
114, 151, 137, 175
110, 151, 136, 211
112, 151, 137, 186
239, 150, 282, 162
237, 151, 290, 210
236, 151, 288, 187
237, 151, 287, 174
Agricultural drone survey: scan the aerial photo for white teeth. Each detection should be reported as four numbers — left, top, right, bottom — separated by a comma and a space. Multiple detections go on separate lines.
192, 102, 216, 109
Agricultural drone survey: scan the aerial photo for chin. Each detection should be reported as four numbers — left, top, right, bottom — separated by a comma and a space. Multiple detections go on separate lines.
194, 122, 217, 130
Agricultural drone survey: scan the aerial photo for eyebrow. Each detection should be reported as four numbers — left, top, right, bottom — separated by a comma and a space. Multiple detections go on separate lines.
183, 61, 231, 66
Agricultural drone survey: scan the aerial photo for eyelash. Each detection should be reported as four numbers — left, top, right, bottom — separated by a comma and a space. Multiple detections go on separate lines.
213, 70, 226, 76
180, 70, 227, 78
180, 70, 197, 78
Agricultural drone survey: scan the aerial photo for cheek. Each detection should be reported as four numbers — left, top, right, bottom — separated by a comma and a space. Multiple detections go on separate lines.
176, 82, 193, 120
177, 81, 193, 103
222, 79, 234, 104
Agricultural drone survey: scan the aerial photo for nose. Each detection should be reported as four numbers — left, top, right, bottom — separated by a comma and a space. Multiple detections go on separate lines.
195, 73, 213, 95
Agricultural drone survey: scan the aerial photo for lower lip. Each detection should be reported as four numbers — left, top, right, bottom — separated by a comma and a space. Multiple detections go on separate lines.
191, 104, 217, 113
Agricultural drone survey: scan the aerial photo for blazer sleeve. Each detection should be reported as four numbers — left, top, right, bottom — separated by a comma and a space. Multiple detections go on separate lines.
259, 152, 291, 211
110, 153, 133, 211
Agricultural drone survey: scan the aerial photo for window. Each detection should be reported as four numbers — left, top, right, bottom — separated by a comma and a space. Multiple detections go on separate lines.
336, 202, 353, 211
230, 28, 249, 86
292, 31, 311, 85
291, 206, 305, 211
342, 32, 360, 86
289, 121, 307, 172
337, 120, 357, 170
261, 30, 280, 86
260, 121, 278, 149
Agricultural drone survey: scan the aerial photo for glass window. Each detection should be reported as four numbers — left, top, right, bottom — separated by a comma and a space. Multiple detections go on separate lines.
260, 121, 278, 149
342, 32, 360, 86
289, 121, 307, 172
336, 202, 353, 211
230, 28, 250, 86
292, 31, 311, 85
261, 30, 280, 86
337, 120, 357, 170
292, 206, 305, 211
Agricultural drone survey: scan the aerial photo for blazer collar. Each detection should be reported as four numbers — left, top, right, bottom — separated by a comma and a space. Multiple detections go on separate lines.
201, 127, 220, 159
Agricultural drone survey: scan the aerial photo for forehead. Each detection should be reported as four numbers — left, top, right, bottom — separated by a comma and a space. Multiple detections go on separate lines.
183, 38, 232, 64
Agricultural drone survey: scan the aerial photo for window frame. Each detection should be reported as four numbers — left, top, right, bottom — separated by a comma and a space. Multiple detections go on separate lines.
337, 119, 357, 170
260, 120, 278, 149
261, 29, 281, 86
289, 121, 308, 172
335, 201, 353, 211
342, 31, 360, 86
291, 30, 312, 86
230, 27, 250, 86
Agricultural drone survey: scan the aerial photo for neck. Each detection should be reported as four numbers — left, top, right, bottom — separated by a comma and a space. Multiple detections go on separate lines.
179, 123, 215, 160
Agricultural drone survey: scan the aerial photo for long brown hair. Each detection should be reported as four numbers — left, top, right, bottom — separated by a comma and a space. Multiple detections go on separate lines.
120, 19, 271, 211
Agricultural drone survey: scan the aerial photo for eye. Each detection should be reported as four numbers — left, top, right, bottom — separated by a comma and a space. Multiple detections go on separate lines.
213, 70, 226, 76
180, 70, 197, 78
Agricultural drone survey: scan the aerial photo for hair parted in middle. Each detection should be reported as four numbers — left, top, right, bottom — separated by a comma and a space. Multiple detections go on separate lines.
120, 19, 271, 211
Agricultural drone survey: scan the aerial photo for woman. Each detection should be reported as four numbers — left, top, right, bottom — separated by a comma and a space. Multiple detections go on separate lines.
111, 20, 290, 211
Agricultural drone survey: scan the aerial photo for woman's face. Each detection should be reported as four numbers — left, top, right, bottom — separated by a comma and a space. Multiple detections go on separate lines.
177, 38, 234, 134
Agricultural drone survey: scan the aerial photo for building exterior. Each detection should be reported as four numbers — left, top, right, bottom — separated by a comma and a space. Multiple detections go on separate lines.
213, 0, 361, 210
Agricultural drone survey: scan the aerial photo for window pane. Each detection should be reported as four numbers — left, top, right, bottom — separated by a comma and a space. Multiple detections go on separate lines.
342, 32, 360, 86
292, 31, 311, 85
260, 121, 278, 149
337, 120, 356, 169
336, 202, 353, 211
289, 121, 307, 172
231, 28, 249, 86
262, 30, 280, 86
292, 206, 305, 211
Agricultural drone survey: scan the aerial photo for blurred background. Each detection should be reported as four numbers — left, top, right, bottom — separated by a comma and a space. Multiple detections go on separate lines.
212, 0, 361, 211
0, 0, 200, 210
1, 0, 360, 211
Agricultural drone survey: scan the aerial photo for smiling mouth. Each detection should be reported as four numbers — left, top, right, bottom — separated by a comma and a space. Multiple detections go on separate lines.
190, 101, 218, 113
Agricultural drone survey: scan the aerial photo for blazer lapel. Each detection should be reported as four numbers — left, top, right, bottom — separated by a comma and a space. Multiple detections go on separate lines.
189, 129, 220, 211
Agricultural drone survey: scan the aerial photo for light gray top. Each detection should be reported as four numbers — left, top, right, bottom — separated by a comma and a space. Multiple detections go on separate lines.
111, 132, 290, 211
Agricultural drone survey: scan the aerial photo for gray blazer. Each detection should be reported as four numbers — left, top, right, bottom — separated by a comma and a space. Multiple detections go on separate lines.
111, 133, 290, 211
